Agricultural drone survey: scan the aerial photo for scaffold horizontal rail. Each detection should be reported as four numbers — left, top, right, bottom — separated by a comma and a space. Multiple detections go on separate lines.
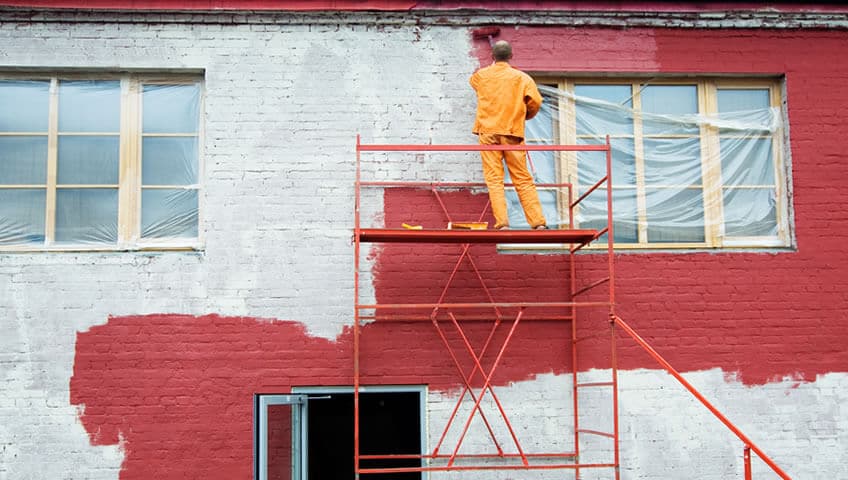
357, 143, 610, 152
358, 314, 575, 322
356, 463, 618, 474
576, 382, 615, 388
577, 429, 616, 439
359, 180, 570, 189
359, 452, 577, 460
357, 228, 598, 244
356, 301, 613, 310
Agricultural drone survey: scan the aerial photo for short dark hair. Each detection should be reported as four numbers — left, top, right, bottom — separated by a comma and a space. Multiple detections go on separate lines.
492, 41, 512, 61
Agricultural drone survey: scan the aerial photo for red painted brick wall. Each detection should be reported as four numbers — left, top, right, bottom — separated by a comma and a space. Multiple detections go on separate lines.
71, 314, 571, 478
460, 26, 848, 385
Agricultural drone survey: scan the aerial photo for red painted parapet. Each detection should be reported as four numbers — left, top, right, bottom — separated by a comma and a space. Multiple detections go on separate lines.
3, 1, 845, 11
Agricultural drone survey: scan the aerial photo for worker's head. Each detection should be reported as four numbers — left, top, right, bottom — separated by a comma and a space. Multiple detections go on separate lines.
492, 40, 513, 62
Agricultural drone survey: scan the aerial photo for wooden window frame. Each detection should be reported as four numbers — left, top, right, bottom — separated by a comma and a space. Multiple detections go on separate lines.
513, 76, 790, 251
0, 73, 204, 252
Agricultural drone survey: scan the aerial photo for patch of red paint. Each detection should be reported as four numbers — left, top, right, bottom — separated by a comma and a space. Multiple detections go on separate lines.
70, 313, 570, 478
460, 27, 848, 386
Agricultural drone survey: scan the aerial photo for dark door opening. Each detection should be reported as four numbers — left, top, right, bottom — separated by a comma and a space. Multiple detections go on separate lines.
307, 391, 422, 480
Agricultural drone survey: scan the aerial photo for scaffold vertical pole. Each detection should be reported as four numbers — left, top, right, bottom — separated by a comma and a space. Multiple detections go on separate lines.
744, 445, 752, 480
353, 135, 361, 478
605, 135, 621, 479
570, 179, 581, 480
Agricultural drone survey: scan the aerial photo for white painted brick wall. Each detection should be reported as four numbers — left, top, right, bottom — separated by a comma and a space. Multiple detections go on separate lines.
426, 370, 848, 479
427, 373, 574, 480
0, 15, 478, 479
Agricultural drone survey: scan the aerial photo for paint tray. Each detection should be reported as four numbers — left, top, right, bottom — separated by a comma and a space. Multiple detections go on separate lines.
447, 222, 489, 230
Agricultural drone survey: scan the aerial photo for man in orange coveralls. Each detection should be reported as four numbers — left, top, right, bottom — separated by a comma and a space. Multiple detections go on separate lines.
470, 40, 547, 230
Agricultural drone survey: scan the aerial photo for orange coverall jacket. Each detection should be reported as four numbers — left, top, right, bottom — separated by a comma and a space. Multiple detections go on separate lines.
469, 61, 543, 138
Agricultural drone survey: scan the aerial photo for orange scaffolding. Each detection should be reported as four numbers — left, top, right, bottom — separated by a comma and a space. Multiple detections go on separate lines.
352, 136, 792, 479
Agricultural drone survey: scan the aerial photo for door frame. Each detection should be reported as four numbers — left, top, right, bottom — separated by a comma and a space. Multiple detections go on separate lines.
254, 394, 308, 480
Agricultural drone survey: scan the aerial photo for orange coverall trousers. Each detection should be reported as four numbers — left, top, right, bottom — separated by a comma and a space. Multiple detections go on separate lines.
479, 133, 546, 229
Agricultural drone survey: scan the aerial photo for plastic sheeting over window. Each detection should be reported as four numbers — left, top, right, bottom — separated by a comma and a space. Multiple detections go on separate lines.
0, 80, 49, 245
141, 84, 200, 240
0, 77, 201, 249
55, 80, 120, 245
516, 82, 787, 247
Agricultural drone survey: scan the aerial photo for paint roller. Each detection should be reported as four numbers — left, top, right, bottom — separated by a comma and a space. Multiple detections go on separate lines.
471, 26, 501, 47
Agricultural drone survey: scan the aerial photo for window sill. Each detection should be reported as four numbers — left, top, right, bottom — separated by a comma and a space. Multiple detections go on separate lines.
0, 242, 203, 253
497, 238, 792, 253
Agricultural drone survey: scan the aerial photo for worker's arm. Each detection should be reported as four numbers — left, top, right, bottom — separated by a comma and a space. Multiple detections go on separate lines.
469, 71, 479, 91
524, 79, 543, 120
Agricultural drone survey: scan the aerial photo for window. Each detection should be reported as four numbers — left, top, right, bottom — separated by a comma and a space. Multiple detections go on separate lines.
522, 78, 790, 249
0, 74, 202, 250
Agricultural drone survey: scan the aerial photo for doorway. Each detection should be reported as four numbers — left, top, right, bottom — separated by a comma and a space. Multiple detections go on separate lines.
307, 389, 423, 480
255, 387, 425, 480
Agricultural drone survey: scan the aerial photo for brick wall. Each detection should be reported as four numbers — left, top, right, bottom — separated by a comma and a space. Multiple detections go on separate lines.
0, 10, 846, 480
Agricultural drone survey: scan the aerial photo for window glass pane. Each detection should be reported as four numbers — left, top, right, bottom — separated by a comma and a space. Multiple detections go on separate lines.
723, 188, 778, 237
641, 85, 698, 114
0, 189, 45, 244
58, 81, 120, 132
642, 116, 700, 136
575, 84, 633, 106
576, 187, 638, 243
575, 84, 634, 136
646, 187, 705, 243
142, 188, 198, 238
142, 137, 198, 185
643, 137, 703, 186
525, 150, 556, 185
719, 138, 774, 186
266, 403, 294, 480
641, 85, 699, 135
143, 84, 200, 134
0, 136, 48, 184
526, 91, 556, 142
526, 122, 556, 145
525, 92, 558, 184
577, 138, 635, 186
55, 188, 118, 243
538, 189, 560, 228
0, 80, 50, 132
57, 136, 120, 185
718, 89, 770, 112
